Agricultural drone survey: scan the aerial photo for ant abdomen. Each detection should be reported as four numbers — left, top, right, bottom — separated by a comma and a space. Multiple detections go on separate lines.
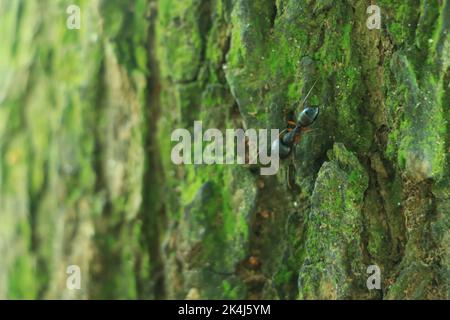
271, 138, 292, 159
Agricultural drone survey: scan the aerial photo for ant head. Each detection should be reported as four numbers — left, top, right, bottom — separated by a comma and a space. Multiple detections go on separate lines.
297, 106, 319, 127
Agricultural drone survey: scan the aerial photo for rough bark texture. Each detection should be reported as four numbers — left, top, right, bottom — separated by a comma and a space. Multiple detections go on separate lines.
0, 0, 448, 299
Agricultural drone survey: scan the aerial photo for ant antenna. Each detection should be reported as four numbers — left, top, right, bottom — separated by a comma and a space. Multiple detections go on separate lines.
299, 79, 318, 109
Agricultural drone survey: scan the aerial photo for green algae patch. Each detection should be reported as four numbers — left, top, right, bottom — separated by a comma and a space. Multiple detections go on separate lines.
298, 143, 369, 299
388, 52, 446, 182
175, 166, 256, 299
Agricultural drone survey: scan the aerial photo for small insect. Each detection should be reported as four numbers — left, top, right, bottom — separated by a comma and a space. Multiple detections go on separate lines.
271, 80, 320, 160
248, 256, 261, 269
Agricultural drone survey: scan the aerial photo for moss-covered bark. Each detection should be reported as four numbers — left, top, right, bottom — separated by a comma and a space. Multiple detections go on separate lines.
0, 0, 448, 299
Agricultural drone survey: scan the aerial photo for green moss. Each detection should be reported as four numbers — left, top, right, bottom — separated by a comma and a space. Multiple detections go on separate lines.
157, 0, 204, 82
385, 262, 435, 299
7, 254, 37, 299
1, 0, 447, 300
221, 280, 241, 300
378, 0, 421, 46
389, 52, 446, 181
298, 143, 369, 299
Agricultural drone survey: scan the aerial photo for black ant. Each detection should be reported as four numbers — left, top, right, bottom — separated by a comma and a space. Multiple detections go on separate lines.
271, 81, 320, 190
271, 80, 320, 160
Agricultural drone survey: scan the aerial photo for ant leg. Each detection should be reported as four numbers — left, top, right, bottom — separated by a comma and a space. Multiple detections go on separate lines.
279, 128, 288, 138
287, 162, 297, 191
302, 127, 317, 134
287, 158, 301, 192
286, 164, 293, 190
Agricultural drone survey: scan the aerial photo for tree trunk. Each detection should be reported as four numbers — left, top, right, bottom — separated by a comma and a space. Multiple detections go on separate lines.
0, 0, 448, 299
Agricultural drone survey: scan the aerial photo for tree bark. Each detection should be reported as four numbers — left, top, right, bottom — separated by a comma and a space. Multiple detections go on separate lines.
0, 0, 448, 299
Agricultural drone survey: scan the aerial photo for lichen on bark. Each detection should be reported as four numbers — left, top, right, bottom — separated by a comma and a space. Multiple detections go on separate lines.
0, 0, 448, 299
